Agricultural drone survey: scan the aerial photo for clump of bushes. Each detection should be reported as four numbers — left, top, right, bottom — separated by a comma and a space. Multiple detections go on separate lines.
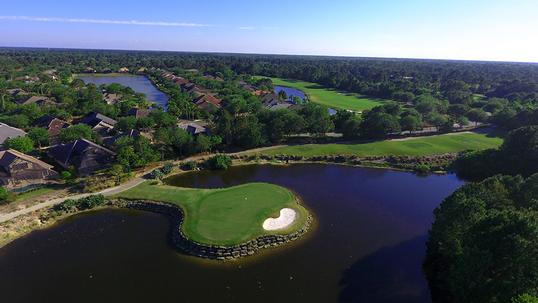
162, 162, 174, 175
53, 195, 106, 213
149, 162, 175, 180
205, 155, 232, 170
0, 186, 14, 205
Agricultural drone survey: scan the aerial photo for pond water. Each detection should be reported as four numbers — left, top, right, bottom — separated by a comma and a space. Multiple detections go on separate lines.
274, 85, 336, 115
274, 85, 306, 102
77, 74, 169, 109
0, 164, 463, 303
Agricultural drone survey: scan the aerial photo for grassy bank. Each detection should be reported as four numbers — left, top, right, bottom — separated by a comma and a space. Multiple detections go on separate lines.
259, 76, 383, 111
258, 132, 502, 157
114, 182, 309, 246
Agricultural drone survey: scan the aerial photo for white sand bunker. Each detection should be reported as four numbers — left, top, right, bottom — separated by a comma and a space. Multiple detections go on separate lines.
263, 208, 297, 231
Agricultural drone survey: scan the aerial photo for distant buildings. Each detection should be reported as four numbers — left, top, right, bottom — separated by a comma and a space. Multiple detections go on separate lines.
178, 120, 209, 136
15, 95, 56, 106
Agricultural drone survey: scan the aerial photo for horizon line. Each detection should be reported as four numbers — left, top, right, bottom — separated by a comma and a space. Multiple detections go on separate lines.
1, 45, 537, 65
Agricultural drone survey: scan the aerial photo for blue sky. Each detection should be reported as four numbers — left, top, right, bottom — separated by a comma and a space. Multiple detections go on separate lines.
1, 0, 538, 62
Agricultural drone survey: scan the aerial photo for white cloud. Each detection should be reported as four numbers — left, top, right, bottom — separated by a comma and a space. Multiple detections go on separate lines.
238, 26, 255, 30
0, 16, 209, 27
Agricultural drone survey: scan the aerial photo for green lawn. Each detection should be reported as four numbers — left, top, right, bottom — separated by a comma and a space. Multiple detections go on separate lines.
261, 132, 503, 157
115, 182, 309, 246
259, 76, 384, 111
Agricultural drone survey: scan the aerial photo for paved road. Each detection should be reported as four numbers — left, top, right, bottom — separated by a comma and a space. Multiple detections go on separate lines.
0, 177, 145, 224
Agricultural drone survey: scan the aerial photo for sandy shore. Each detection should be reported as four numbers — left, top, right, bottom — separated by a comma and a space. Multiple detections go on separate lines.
263, 208, 297, 231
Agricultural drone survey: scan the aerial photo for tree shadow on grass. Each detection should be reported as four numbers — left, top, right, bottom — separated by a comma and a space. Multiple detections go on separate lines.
338, 235, 431, 303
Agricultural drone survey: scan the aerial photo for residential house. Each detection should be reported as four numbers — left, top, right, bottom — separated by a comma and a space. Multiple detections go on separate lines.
7, 89, 28, 98
83, 67, 97, 73
47, 139, 116, 176
103, 93, 121, 105
0, 149, 58, 189
193, 94, 223, 111
0, 123, 27, 145
178, 120, 209, 136
127, 107, 151, 118
118, 67, 130, 73
34, 115, 70, 145
79, 112, 118, 136
16, 96, 56, 106
102, 129, 150, 149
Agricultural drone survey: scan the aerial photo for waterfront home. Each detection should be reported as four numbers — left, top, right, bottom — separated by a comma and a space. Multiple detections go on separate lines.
0, 123, 27, 145
118, 67, 130, 73
34, 115, 70, 145
47, 139, 116, 176
178, 120, 209, 136
0, 149, 58, 189
79, 112, 117, 136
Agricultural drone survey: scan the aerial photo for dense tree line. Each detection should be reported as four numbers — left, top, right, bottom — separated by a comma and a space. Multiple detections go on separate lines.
424, 173, 538, 303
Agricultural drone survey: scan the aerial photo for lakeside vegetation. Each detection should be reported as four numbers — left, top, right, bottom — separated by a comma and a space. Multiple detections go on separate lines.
261, 77, 382, 111
114, 181, 309, 246
259, 132, 502, 157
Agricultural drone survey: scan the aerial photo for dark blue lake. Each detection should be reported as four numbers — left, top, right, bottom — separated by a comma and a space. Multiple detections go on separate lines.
77, 74, 169, 109
0, 164, 463, 302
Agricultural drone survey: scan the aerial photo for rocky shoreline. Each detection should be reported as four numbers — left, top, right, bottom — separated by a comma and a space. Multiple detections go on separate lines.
114, 199, 312, 260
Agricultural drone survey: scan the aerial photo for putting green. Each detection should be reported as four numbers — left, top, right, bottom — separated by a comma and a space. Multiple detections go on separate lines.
115, 182, 309, 246
257, 76, 384, 111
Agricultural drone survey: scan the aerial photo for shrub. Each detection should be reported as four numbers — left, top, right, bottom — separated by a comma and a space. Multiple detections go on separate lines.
205, 154, 232, 170
182, 161, 197, 171
53, 195, 105, 212
0, 187, 10, 204
162, 162, 174, 175
149, 168, 165, 180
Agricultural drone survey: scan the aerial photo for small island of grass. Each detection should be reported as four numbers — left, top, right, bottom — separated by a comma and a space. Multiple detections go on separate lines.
114, 181, 311, 250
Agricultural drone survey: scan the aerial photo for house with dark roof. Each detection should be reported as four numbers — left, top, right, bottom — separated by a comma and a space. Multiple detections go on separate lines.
103, 93, 121, 105
47, 139, 116, 176
102, 129, 144, 149
34, 115, 70, 145
0, 149, 58, 189
79, 112, 117, 136
0, 123, 27, 145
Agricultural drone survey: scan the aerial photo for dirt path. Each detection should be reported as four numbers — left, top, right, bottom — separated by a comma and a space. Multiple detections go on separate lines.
0, 177, 145, 224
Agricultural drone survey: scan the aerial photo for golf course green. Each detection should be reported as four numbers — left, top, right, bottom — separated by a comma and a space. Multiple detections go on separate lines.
260, 132, 502, 157
260, 76, 383, 111
115, 182, 309, 246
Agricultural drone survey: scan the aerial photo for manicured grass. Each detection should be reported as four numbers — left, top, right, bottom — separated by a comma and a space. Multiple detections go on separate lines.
115, 182, 309, 246
261, 132, 503, 157
259, 76, 384, 111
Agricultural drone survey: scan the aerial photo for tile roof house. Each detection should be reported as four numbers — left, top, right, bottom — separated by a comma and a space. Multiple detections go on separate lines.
193, 94, 223, 111
0, 149, 58, 189
34, 115, 70, 145
79, 112, 118, 136
0, 123, 27, 145
47, 139, 116, 176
